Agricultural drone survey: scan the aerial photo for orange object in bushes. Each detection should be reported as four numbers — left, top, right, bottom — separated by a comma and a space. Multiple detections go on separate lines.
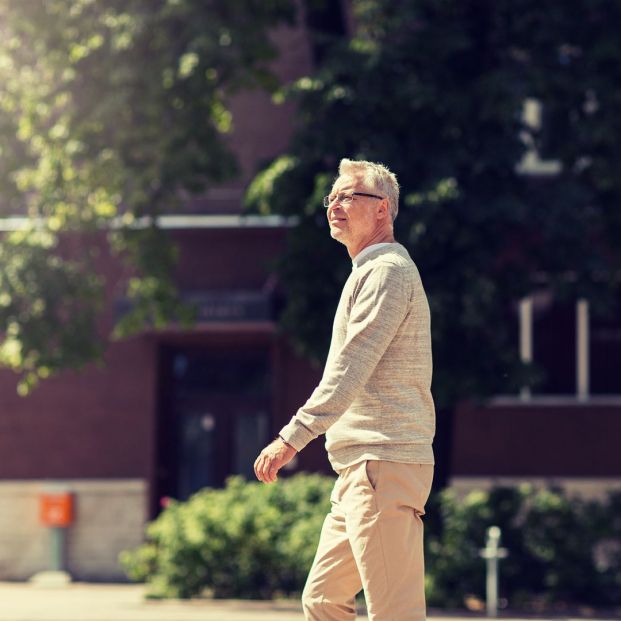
39, 492, 74, 527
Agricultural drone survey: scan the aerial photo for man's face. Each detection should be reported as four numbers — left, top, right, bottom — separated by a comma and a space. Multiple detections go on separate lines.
326, 174, 379, 247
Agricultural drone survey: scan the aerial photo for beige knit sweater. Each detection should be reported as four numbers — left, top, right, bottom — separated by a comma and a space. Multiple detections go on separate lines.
279, 242, 435, 473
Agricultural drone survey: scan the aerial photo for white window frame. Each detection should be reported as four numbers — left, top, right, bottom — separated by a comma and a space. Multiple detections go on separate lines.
576, 298, 590, 400
518, 295, 589, 402
515, 98, 562, 176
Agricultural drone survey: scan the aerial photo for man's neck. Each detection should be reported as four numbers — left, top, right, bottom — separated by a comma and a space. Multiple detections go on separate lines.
347, 231, 395, 259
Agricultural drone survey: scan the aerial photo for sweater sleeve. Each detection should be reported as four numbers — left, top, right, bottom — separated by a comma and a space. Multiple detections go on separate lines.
279, 263, 410, 451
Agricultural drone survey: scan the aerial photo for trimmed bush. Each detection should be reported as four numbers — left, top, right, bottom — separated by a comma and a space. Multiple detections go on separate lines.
424, 485, 621, 609
121, 475, 621, 607
120, 473, 333, 599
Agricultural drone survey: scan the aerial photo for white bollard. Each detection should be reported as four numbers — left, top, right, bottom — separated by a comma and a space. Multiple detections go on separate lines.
479, 525, 508, 617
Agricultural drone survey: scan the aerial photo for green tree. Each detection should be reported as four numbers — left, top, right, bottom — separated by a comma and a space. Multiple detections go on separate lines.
0, 0, 295, 394
246, 0, 621, 486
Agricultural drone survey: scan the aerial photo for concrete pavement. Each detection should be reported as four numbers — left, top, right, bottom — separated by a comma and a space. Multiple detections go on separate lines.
0, 582, 618, 621
2, 583, 304, 621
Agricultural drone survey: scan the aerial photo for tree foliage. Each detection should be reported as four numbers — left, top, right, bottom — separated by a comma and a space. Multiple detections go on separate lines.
246, 0, 621, 408
0, 0, 295, 393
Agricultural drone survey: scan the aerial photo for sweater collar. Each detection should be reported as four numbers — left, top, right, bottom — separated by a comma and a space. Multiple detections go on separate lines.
352, 242, 401, 269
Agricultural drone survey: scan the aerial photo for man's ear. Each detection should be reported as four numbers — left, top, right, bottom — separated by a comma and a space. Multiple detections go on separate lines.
377, 198, 390, 220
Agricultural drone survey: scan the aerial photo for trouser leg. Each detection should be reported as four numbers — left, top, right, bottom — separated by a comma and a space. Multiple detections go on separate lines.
302, 483, 362, 621
343, 461, 434, 621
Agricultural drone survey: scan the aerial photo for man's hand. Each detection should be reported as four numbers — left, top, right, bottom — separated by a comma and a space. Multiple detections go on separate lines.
254, 436, 297, 484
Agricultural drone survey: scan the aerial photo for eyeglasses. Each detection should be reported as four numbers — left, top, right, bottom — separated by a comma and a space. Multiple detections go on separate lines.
323, 192, 384, 208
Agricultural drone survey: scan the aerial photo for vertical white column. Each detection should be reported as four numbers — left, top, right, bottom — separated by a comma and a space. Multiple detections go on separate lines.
576, 298, 590, 401
519, 297, 533, 401
516, 99, 562, 175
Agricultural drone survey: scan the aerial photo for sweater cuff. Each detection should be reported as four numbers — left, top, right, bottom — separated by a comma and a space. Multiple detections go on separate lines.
278, 417, 316, 452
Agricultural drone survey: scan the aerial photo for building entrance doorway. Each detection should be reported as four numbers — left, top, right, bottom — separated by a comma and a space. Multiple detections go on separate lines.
156, 344, 271, 508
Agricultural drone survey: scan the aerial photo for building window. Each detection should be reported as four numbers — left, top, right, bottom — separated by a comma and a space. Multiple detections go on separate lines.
516, 98, 562, 176
590, 294, 621, 395
518, 290, 621, 399
513, 97, 620, 399
158, 345, 272, 502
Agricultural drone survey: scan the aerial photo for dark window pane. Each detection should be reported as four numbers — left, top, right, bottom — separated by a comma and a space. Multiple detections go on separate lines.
161, 346, 272, 500
172, 348, 270, 398
591, 294, 621, 394
532, 297, 575, 394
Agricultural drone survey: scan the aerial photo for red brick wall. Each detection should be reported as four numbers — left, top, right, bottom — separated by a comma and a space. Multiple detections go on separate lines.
0, 11, 325, 486
171, 227, 289, 290
185, 18, 314, 214
0, 335, 157, 479
0, 224, 332, 486
276, 340, 331, 476
452, 400, 621, 477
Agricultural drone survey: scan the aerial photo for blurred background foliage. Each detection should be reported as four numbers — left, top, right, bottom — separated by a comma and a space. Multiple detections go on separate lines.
0, 0, 294, 393
0, 0, 619, 420
121, 473, 621, 608
245, 0, 621, 486
246, 0, 621, 405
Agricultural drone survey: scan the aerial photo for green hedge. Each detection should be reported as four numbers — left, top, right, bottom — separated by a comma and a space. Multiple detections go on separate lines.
120, 474, 333, 599
424, 485, 621, 608
120, 474, 621, 607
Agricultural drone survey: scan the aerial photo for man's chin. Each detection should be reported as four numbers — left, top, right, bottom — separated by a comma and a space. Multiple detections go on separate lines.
329, 228, 346, 242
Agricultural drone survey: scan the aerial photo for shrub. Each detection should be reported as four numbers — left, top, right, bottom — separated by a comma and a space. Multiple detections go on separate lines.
120, 473, 333, 599
121, 474, 621, 607
424, 485, 621, 609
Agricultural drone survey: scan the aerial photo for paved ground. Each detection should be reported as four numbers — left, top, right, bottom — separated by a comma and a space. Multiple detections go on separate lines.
1, 582, 305, 621
0, 582, 618, 621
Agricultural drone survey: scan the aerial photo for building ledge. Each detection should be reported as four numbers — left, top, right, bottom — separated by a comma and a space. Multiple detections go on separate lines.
144, 320, 277, 335
488, 394, 621, 407
0, 213, 299, 232
449, 475, 621, 500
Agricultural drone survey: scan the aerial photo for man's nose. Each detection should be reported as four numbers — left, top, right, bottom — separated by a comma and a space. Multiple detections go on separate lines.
327, 203, 340, 218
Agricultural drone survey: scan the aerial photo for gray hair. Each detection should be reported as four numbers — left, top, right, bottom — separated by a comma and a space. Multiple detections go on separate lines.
338, 158, 400, 222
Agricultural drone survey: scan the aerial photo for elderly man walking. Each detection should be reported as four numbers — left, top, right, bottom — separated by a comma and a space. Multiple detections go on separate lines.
254, 158, 436, 621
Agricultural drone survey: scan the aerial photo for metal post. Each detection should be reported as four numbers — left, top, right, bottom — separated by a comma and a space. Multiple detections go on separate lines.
479, 526, 508, 617
50, 527, 65, 572
29, 484, 74, 586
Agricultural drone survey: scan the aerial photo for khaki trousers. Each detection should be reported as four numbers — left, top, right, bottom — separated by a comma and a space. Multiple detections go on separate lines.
302, 460, 434, 621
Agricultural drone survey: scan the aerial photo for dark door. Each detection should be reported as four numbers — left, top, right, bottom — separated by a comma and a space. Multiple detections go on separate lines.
156, 345, 271, 506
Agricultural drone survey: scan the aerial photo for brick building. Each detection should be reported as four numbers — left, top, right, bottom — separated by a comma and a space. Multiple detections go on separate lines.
0, 15, 329, 581
0, 4, 620, 581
